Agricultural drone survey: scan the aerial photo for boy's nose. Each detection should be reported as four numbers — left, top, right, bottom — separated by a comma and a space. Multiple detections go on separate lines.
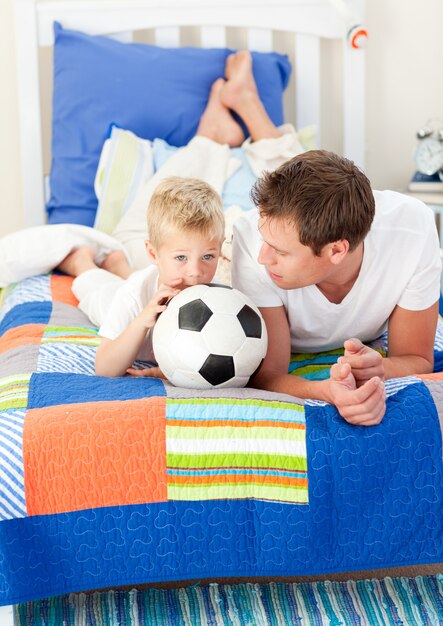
187, 262, 203, 277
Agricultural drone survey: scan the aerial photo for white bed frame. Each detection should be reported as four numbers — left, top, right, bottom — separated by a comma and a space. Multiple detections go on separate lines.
8, 0, 365, 622
13, 0, 366, 229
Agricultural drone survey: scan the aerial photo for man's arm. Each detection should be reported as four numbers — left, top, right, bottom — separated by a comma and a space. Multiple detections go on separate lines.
339, 302, 438, 385
385, 302, 438, 376
251, 306, 386, 425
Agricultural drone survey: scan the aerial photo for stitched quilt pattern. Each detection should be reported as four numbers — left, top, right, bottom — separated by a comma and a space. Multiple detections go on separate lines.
0, 274, 441, 607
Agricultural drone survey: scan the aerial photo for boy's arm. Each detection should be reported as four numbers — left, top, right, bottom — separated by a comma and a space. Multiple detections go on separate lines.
339, 302, 438, 385
95, 317, 153, 377
95, 282, 181, 377
251, 306, 386, 426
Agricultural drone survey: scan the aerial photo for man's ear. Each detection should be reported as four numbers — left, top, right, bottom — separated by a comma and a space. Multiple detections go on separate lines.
145, 240, 158, 264
328, 240, 349, 265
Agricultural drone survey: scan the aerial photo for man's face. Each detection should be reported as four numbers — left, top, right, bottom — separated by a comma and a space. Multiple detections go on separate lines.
257, 215, 332, 290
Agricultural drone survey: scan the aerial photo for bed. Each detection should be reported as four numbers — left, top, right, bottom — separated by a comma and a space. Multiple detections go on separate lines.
1, 0, 442, 622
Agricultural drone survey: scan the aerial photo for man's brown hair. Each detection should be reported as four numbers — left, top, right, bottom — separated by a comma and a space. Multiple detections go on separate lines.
251, 150, 375, 255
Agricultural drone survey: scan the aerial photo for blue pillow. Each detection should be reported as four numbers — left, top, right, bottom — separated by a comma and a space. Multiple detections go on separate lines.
153, 139, 256, 212
48, 22, 291, 227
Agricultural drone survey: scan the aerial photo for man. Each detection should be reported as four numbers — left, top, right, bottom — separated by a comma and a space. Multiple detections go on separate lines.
232, 150, 441, 426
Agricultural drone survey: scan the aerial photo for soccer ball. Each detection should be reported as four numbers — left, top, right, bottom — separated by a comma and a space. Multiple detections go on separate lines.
152, 284, 268, 389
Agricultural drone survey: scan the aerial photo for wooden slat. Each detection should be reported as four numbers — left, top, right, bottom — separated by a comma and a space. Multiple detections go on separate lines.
247, 28, 272, 52
155, 26, 180, 47
201, 26, 226, 48
14, 0, 46, 225
343, 41, 365, 168
294, 33, 321, 143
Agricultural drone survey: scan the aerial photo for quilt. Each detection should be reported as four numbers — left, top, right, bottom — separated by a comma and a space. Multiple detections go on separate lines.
0, 274, 442, 606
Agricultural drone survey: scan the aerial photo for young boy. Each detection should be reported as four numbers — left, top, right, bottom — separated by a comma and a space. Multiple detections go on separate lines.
58, 176, 225, 377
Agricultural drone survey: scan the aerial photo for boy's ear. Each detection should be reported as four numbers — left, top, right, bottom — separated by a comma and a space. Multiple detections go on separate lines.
145, 240, 158, 264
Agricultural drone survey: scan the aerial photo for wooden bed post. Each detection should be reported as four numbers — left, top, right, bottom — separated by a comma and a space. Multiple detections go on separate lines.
14, 0, 46, 227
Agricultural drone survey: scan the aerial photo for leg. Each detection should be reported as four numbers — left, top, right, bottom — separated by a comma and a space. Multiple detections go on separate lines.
100, 250, 134, 279
196, 78, 245, 148
56, 247, 97, 277
221, 51, 281, 142
72, 268, 124, 328
57, 247, 133, 279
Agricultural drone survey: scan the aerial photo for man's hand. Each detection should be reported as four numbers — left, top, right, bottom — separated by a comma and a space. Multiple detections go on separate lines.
328, 361, 386, 426
338, 338, 385, 388
126, 366, 166, 379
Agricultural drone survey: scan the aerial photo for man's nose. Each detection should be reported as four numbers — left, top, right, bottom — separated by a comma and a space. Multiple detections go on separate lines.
258, 242, 272, 265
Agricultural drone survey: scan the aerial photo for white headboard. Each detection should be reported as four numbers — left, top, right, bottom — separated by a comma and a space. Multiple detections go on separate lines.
13, 0, 366, 227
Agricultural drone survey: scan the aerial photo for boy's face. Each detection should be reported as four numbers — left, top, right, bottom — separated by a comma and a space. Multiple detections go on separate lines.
146, 231, 222, 288
257, 215, 333, 290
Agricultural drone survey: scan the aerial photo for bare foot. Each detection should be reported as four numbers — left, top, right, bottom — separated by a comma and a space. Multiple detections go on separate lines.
221, 51, 281, 141
196, 78, 245, 147
57, 247, 98, 277
222, 50, 258, 111
100, 250, 134, 279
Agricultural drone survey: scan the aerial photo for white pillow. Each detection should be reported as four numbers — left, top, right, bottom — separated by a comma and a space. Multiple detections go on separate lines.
94, 126, 154, 235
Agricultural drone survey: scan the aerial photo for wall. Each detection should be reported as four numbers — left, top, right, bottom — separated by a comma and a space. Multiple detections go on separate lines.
1, 0, 443, 236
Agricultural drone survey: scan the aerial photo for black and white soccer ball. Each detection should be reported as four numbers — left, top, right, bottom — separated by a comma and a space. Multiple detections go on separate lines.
152, 284, 268, 389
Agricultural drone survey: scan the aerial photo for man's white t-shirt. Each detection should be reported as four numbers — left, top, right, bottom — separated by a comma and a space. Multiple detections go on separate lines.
99, 265, 159, 362
231, 190, 441, 353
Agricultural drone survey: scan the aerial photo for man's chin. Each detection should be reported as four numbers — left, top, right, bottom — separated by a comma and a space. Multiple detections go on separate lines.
267, 269, 284, 284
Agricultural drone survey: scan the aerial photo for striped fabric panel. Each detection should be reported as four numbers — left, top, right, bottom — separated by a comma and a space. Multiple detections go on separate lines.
289, 346, 387, 381
37, 343, 96, 374
0, 276, 51, 324
166, 397, 308, 504
0, 408, 26, 520
42, 326, 100, 347
435, 321, 443, 351
0, 374, 31, 411
16, 575, 443, 625
0, 377, 30, 519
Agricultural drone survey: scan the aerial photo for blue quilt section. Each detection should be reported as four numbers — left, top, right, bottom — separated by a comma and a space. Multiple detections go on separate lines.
0, 380, 441, 605
27, 373, 166, 409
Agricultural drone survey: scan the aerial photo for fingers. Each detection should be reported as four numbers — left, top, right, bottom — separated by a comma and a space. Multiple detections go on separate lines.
338, 377, 386, 426
330, 361, 352, 381
338, 347, 385, 386
159, 278, 184, 289
344, 337, 364, 356
126, 367, 165, 379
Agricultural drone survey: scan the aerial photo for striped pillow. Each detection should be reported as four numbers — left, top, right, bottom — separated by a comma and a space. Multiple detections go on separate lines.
94, 126, 154, 235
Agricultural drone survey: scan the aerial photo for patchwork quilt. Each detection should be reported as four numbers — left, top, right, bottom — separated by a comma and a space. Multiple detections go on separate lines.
0, 274, 442, 606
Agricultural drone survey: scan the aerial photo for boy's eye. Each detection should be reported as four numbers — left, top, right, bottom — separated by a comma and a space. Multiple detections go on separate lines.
203, 254, 215, 261
175, 255, 186, 262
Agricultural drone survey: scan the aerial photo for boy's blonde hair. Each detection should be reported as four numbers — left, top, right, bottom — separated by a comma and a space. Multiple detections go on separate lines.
147, 176, 225, 248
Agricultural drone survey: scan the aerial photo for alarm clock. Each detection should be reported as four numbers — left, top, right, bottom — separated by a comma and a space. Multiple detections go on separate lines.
414, 124, 443, 176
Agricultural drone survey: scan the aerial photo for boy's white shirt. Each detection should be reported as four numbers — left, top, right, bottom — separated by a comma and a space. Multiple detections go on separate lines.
232, 190, 442, 353
72, 265, 159, 363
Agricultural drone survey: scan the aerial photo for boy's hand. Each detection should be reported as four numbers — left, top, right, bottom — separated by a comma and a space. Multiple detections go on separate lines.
126, 366, 166, 379
328, 361, 386, 426
140, 279, 183, 329
338, 338, 385, 388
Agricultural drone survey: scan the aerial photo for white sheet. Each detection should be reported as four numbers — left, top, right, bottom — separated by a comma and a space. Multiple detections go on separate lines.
0, 224, 128, 287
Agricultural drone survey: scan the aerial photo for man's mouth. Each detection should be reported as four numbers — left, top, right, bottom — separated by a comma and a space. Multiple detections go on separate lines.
268, 269, 283, 280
